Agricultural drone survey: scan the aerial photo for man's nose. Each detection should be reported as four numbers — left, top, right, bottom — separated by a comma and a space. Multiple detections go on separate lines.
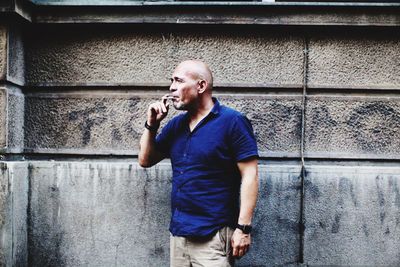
169, 85, 176, 92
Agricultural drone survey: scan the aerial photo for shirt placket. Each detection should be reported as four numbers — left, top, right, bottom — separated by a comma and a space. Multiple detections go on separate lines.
181, 131, 191, 175
174, 130, 191, 219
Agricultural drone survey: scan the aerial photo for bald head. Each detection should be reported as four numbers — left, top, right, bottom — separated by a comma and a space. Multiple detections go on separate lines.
175, 60, 213, 91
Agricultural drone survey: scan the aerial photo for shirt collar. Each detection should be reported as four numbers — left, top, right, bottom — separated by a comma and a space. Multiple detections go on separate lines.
183, 97, 220, 123
210, 97, 220, 115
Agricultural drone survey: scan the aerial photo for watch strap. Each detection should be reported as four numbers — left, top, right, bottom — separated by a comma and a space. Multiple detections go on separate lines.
236, 224, 252, 234
144, 121, 159, 132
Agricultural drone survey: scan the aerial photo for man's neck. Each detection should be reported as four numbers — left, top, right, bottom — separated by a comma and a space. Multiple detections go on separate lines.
188, 97, 214, 122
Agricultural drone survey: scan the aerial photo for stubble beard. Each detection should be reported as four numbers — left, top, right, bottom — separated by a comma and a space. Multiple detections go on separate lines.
173, 101, 187, 111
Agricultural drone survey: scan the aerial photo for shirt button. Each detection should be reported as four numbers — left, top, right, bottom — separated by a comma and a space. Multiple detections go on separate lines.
180, 171, 183, 174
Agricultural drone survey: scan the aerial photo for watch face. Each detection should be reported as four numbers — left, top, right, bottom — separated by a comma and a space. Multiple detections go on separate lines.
237, 224, 252, 234
243, 225, 252, 234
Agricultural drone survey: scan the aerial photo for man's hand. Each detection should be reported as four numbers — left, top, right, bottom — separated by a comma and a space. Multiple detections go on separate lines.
231, 228, 251, 259
147, 94, 170, 127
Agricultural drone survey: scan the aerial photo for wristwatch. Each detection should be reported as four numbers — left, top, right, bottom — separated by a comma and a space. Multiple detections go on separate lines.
236, 224, 252, 234
144, 121, 159, 132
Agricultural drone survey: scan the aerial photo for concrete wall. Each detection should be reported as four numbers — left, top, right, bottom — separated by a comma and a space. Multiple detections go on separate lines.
27, 162, 301, 267
304, 164, 400, 266
0, 162, 28, 267
1, 7, 400, 267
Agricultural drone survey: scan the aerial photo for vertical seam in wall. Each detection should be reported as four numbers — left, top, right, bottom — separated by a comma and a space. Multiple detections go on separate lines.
6, 24, 10, 87
27, 162, 33, 266
5, 26, 9, 150
299, 35, 309, 264
9, 166, 14, 266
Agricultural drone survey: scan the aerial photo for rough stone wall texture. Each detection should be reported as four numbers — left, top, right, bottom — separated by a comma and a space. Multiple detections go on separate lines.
28, 161, 301, 267
0, 24, 24, 85
305, 96, 400, 159
0, 25, 6, 80
308, 36, 400, 88
0, 86, 25, 152
25, 27, 304, 86
0, 162, 29, 267
25, 92, 400, 159
0, 88, 6, 148
2, 22, 400, 267
7, 26, 24, 85
6, 86, 24, 152
24, 92, 302, 156
304, 165, 400, 266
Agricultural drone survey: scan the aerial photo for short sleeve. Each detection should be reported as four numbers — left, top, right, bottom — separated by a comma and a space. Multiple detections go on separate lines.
229, 114, 259, 162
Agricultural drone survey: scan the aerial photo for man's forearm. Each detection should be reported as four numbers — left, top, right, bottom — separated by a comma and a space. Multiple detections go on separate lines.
237, 160, 259, 225
138, 127, 160, 167
231, 159, 258, 258
238, 174, 258, 225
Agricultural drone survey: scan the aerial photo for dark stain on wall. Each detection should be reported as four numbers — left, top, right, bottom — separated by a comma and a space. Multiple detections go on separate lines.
276, 217, 299, 233
375, 176, 386, 224
304, 179, 321, 199
111, 129, 122, 142
67, 101, 107, 145
252, 100, 301, 151
362, 223, 369, 237
331, 213, 341, 234
125, 97, 142, 139
339, 177, 358, 207
389, 176, 400, 208
307, 106, 338, 144
347, 103, 400, 152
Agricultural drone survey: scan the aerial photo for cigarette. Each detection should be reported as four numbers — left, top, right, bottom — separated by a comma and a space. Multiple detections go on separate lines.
166, 95, 177, 100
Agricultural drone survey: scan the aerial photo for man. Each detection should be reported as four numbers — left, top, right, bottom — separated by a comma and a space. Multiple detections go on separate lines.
139, 60, 258, 267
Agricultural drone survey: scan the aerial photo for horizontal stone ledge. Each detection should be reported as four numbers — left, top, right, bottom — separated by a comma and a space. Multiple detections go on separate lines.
30, 3, 400, 27
16, 149, 400, 162
20, 149, 303, 159
304, 152, 400, 161
23, 83, 400, 93
29, 1, 400, 7
307, 84, 400, 91
25, 82, 305, 90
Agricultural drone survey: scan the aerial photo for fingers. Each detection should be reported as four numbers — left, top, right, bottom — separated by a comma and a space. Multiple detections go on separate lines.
148, 97, 169, 125
232, 241, 247, 258
150, 102, 168, 115
161, 94, 169, 106
237, 243, 249, 257
231, 231, 251, 259
231, 239, 238, 258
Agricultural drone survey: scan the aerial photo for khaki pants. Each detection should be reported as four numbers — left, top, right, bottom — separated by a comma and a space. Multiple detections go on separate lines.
170, 227, 235, 267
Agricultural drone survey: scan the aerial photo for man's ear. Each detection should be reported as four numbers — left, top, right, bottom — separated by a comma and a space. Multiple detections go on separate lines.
198, 80, 207, 94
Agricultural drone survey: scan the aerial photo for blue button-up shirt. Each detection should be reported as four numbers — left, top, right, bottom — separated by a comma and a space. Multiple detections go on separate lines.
156, 98, 258, 237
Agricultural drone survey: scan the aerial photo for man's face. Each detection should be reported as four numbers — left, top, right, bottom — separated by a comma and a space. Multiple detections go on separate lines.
169, 65, 200, 111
